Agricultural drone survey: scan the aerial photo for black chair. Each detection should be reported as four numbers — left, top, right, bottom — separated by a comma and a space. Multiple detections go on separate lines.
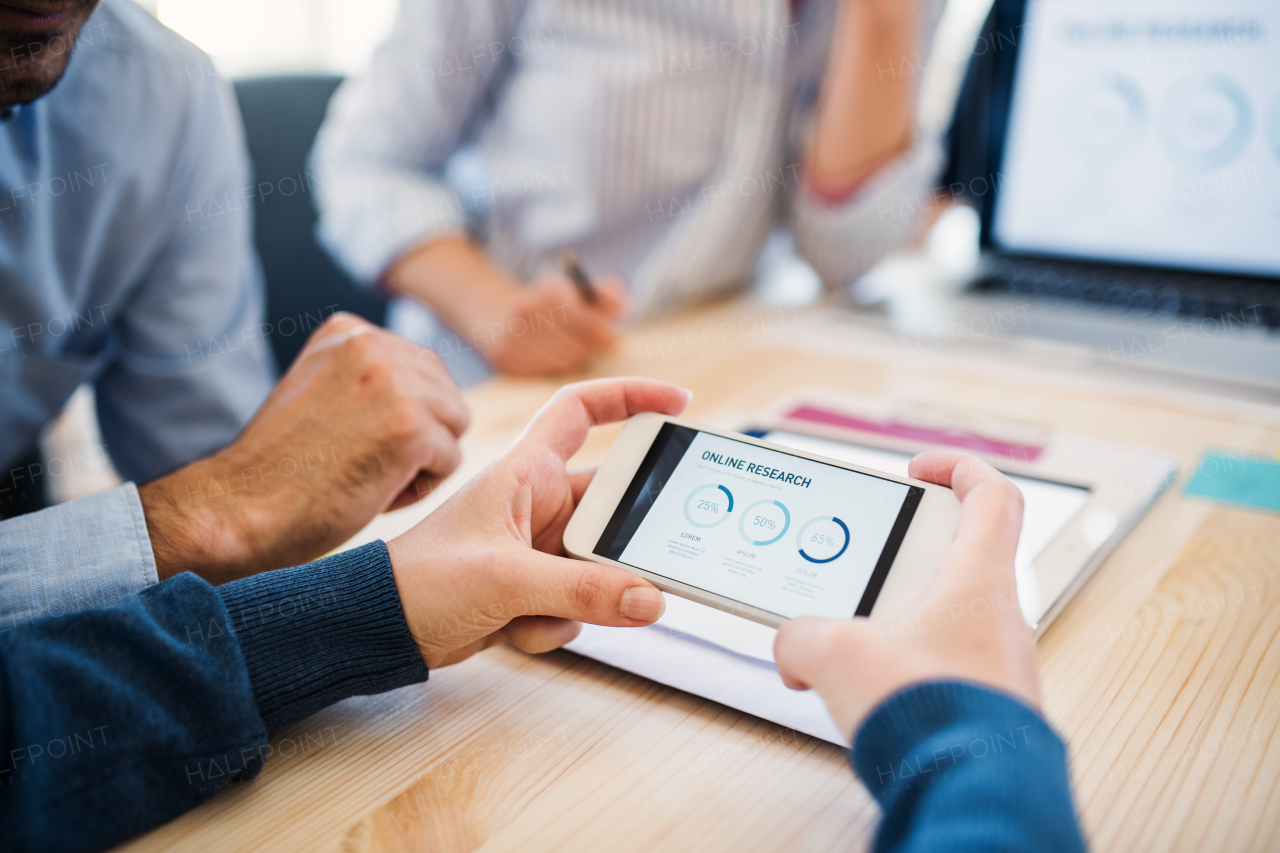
233, 76, 386, 371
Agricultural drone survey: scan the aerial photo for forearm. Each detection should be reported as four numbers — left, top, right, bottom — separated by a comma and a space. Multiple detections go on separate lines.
806, 0, 917, 198
384, 236, 522, 343
0, 541, 426, 853
851, 681, 1087, 853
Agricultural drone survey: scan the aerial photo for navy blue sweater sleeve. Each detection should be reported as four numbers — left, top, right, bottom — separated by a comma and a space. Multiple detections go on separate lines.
0, 540, 427, 853
851, 681, 1088, 853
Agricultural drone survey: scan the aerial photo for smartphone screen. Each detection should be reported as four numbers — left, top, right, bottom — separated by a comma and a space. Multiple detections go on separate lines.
593, 424, 925, 620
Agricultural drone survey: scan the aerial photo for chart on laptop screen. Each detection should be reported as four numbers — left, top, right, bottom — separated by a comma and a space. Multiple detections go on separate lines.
992, 0, 1280, 278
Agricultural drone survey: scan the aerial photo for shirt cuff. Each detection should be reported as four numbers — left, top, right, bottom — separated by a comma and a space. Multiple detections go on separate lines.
217, 540, 428, 731
0, 482, 158, 630
790, 138, 944, 287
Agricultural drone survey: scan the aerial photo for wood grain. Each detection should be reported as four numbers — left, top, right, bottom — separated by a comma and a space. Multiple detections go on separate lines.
115, 297, 1280, 853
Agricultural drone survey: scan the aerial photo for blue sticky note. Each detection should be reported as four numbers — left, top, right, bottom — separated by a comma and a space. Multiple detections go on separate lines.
1183, 452, 1280, 513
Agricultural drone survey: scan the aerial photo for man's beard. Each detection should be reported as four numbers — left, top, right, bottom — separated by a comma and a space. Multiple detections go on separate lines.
0, 2, 99, 107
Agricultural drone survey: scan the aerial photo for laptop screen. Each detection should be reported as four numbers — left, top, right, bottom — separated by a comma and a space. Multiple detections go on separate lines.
991, 0, 1280, 278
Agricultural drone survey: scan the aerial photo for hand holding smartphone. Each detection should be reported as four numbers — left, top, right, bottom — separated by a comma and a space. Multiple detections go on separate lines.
564, 414, 961, 627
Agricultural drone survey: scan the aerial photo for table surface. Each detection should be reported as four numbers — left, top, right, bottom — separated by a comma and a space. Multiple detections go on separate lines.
119, 298, 1280, 853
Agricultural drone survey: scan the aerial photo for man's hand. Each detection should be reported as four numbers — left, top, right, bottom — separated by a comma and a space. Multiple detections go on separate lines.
140, 313, 470, 583
386, 378, 689, 668
773, 453, 1040, 738
482, 275, 627, 377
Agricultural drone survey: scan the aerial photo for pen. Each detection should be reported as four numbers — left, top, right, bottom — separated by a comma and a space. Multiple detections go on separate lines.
558, 250, 598, 305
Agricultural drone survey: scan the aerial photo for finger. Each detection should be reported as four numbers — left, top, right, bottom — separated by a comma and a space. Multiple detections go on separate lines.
299, 313, 375, 357
493, 339, 562, 377
519, 378, 693, 463
502, 549, 666, 627
569, 466, 597, 505
502, 318, 590, 375
411, 376, 471, 439
909, 452, 1023, 590
566, 310, 618, 352
400, 347, 471, 437
532, 321, 593, 371
408, 415, 464, 482
528, 467, 596, 556
773, 617, 833, 690
593, 278, 629, 319
774, 618, 884, 737
559, 287, 621, 346
304, 311, 366, 341
385, 470, 442, 512
501, 615, 583, 653
276, 314, 374, 388
907, 451, 991, 493
774, 617, 870, 695
527, 279, 583, 331
539, 282, 617, 351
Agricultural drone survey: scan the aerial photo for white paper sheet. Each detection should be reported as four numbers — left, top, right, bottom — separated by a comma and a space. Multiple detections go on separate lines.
566, 594, 848, 747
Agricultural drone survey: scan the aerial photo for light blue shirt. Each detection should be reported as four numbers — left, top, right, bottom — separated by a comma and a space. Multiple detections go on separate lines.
0, 484, 156, 631
0, 0, 273, 497
312, 0, 946, 322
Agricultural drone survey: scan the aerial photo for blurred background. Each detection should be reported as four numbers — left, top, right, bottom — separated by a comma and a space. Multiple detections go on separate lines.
143, 0, 986, 94
50, 0, 1278, 504
46, 0, 996, 503
146, 0, 400, 77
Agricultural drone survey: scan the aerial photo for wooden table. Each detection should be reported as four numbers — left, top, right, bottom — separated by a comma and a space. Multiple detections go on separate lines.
119, 297, 1280, 853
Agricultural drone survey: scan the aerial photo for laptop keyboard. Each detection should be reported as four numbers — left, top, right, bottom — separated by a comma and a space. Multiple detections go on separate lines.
975, 256, 1280, 330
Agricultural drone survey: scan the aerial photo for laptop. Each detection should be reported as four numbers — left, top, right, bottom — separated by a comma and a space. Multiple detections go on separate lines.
943, 0, 1280, 394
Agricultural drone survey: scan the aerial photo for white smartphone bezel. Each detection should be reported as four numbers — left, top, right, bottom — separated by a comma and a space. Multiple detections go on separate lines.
563, 413, 961, 629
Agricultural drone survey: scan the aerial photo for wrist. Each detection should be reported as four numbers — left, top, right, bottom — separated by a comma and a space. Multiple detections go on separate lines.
217, 540, 429, 731
385, 236, 522, 353
138, 451, 260, 583
385, 529, 454, 660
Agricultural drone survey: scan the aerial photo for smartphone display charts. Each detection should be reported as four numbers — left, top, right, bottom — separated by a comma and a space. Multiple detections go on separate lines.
564, 415, 960, 627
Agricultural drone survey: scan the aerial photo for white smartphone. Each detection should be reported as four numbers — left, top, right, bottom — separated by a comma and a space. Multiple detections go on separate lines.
563, 414, 962, 628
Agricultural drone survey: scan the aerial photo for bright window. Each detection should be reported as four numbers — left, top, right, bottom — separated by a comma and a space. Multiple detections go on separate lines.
154, 0, 399, 77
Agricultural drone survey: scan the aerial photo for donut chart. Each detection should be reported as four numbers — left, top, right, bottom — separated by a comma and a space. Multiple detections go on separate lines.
1158, 74, 1253, 171
1059, 72, 1146, 167
797, 516, 851, 564
739, 499, 790, 546
683, 483, 733, 528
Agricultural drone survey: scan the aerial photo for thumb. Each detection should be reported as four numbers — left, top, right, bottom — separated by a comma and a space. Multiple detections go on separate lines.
594, 278, 630, 318
516, 377, 692, 464
911, 453, 1023, 598
505, 549, 667, 627
774, 617, 873, 693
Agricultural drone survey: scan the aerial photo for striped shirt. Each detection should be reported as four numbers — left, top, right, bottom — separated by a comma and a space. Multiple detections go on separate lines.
311, 0, 945, 321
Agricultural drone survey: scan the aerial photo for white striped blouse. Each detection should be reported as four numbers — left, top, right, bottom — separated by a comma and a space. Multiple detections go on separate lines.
311, 0, 945, 320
